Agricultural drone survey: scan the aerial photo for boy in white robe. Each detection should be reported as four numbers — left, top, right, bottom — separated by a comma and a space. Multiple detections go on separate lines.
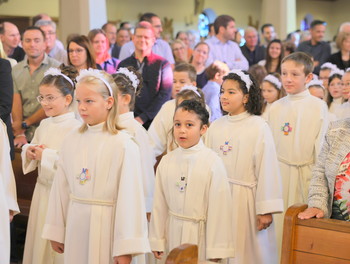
150, 100, 234, 262
0, 120, 19, 264
267, 52, 329, 256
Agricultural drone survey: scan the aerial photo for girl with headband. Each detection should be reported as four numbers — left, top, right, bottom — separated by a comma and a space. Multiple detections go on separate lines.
42, 68, 150, 264
22, 65, 81, 264
205, 70, 283, 264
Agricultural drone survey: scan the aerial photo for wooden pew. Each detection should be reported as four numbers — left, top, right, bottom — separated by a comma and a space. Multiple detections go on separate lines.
166, 244, 198, 264
281, 204, 350, 264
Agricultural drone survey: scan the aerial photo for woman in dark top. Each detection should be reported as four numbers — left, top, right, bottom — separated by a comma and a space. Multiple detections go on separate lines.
190, 42, 209, 88
328, 32, 350, 70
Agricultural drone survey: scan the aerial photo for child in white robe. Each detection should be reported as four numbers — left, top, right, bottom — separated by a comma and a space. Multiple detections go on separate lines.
205, 70, 284, 264
148, 63, 197, 158
113, 67, 155, 264
42, 69, 150, 264
267, 52, 329, 256
307, 79, 326, 100
22, 66, 81, 264
261, 73, 286, 120
326, 70, 344, 114
0, 120, 19, 264
149, 100, 234, 262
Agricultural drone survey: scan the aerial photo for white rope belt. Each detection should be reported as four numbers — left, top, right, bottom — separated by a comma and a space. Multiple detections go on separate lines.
278, 157, 314, 202
70, 194, 115, 206
227, 178, 257, 188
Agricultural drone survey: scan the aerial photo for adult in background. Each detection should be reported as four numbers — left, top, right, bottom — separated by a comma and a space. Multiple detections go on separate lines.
176, 31, 193, 60
171, 39, 188, 64
102, 22, 117, 58
190, 42, 210, 88
0, 58, 15, 159
11, 26, 60, 147
119, 13, 175, 65
297, 20, 331, 74
261, 23, 276, 48
118, 21, 172, 129
88, 29, 119, 74
241, 27, 266, 67
0, 22, 25, 62
113, 28, 131, 59
327, 32, 350, 70
258, 39, 284, 74
35, 20, 67, 64
67, 35, 98, 71
205, 15, 248, 70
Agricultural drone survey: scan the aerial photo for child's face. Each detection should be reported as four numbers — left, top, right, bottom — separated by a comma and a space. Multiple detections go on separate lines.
220, 79, 248, 116
38, 84, 71, 117
262, 81, 279, 104
319, 69, 330, 89
329, 77, 343, 99
281, 60, 312, 95
342, 72, 350, 99
173, 108, 207, 149
309, 87, 325, 100
172, 71, 196, 98
76, 83, 113, 126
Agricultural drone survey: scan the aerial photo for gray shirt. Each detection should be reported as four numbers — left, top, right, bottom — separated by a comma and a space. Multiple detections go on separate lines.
12, 53, 60, 139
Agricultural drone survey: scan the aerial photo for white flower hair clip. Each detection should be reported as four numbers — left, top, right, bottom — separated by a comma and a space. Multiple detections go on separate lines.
263, 74, 282, 89
180, 85, 201, 97
346, 68, 350, 73
44, 67, 74, 87
320, 62, 338, 71
76, 69, 113, 96
306, 79, 325, 90
229, 70, 253, 91
329, 68, 345, 78
116, 67, 140, 91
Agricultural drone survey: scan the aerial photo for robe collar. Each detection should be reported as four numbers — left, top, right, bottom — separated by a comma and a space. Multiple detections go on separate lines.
288, 89, 310, 101
118, 112, 134, 122
227, 111, 250, 122
333, 97, 343, 104
50, 112, 75, 123
179, 139, 205, 154
87, 122, 105, 132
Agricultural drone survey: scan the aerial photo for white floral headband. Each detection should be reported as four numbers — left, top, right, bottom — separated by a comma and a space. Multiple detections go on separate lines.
229, 70, 252, 91
346, 68, 350, 73
306, 79, 325, 90
44, 67, 74, 87
116, 67, 140, 91
320, 62, 338, 71
76, 69, 113, 96
263, 74, 282, 89
329, 68, 345, 78
179, 85, 201, 97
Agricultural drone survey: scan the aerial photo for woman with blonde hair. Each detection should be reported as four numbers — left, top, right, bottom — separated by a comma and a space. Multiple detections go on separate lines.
328, 32, 350, 70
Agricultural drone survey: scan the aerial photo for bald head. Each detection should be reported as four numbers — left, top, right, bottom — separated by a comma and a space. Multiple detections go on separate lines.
0, 22, 21, 54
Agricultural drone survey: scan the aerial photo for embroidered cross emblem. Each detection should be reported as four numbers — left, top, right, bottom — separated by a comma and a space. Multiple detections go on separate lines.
281, 122, 292, 135
77, 168, 91, 185
220, 141, 232, 155
176, 176, 187, 192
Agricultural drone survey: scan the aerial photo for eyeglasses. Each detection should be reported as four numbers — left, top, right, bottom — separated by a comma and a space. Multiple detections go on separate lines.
68, 48, 85, 54
37, 95, 63, 103
44, 31, 56, 36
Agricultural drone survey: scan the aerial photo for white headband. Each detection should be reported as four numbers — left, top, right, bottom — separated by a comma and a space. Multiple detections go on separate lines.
116, 67, 140, 91
320, 62, 338, 71
44, 67, 74, 87
263, 74, 282, 89
179, 85, 201, 97
346, 68, 350, 72
76, 69, 113, 96
306, 79, 325, 90
229, 70, 252, 91
329, 68, 345, 78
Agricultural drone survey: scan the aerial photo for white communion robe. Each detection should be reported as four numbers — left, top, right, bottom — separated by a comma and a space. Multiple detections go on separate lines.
21, 112, 81, 264
329, 97, 342, 114
148, 99, 177, 158
0, 120, 19, 264
261, 103, 272, 121
119, 112, 155, 213
205, 112, 284, 264
334, 101, 350, 120
149, 140, 235, 262
267, 89, 329, 255
42, 122, 150, 264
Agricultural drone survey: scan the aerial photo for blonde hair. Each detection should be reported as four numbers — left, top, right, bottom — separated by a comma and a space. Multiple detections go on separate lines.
77, 71, 122, 134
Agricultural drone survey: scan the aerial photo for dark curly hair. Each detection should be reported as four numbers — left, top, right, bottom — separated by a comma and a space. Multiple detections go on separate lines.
222, 71, 263, 115
175, 99, 209, 126
112, 66, 143, 111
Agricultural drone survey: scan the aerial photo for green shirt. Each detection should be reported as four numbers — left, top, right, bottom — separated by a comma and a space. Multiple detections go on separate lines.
12, 54, 60, 140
